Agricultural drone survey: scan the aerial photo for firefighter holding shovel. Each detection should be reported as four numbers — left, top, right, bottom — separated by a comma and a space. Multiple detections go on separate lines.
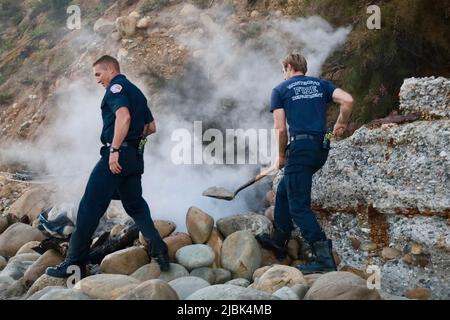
255, 53, 353, 274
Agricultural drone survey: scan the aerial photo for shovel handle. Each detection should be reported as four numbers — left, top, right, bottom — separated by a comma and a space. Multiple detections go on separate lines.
233, 165, 278, 197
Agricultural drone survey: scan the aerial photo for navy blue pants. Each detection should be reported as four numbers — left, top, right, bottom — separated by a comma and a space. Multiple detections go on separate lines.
67, 146, 167, 263
274, 139, 329, 244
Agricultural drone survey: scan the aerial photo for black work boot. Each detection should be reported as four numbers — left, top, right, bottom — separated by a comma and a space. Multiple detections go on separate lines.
296, 239, 337, 275
255, 228, 289, 259
147, 240, 170, 271
152, 251, 170, 271
46, 260, 87, 279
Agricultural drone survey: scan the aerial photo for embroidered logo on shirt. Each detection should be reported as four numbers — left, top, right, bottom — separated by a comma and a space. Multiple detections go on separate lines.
110, 84, 123, 94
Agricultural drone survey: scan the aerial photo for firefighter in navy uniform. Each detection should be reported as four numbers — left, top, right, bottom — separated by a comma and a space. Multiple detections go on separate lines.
47, 55, 170, 278
256, 53, 354, 274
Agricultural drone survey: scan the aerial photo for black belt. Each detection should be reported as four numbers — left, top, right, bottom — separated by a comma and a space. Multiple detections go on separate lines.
289, 134, 322, 142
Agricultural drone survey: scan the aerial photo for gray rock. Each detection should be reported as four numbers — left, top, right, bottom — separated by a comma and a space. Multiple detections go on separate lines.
186, 284, 280, 300
0, 259, 34, 280
190, 267, 215, 284
290, 284, 310, 300
0, 275, 14, 285
168, 276, 210, 300
212, 268, 232, 284
217, 213, 273, 237
175, 244, 215, 270
225, 278, 250, 287
221, 231, 261, 281
399, 77, 449, 117
159, 263, 189, 282
272, 286, 300, 300
0, 279, 27, 299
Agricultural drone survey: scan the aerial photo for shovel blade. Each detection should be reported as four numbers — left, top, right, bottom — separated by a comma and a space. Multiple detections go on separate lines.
202, 187, 235, 201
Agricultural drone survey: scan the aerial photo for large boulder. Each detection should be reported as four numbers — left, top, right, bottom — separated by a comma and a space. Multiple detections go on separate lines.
130, 261, 161, 282
0, 223, 46, 257
168, 276, 210, 300
186, 284, 279, 300
220, 230, 261, 280
74, 274, 140, 300
304, 271, 381, 300
252, 265, 307, 293
23, 249, 64, 286
100, 246, 149, 275
399, 77, 449, 118
7, 187, 49, 222
117, 279, 179, 300
217, 213, 273, 237
186, 207, 214, 244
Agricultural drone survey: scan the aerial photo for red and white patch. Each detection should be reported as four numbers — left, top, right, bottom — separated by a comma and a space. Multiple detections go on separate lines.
110, 84, 123, 93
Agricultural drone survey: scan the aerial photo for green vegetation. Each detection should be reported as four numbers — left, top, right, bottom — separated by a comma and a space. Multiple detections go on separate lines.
0, 0, 24, 24
0, 92, 13, 105
300, 0, 450, 124
30, 0, 72, 22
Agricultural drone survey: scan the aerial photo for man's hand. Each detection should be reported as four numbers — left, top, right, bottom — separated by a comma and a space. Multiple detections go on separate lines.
109, 152, 122, 174
277, 155, 286, 169
333, 121, 347, 137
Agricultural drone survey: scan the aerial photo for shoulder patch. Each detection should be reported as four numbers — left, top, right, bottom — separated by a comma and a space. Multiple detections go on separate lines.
110, 84, 123, 94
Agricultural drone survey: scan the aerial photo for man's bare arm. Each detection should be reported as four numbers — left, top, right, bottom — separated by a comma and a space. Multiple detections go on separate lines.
109, 107, 130, 174
274, 108, 288, 168
111, 107, 131, 148
332, 88, 354, 136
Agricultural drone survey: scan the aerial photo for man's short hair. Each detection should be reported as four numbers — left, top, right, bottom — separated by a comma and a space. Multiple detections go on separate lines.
282, 53, 308, 74
93, 55, 120, 72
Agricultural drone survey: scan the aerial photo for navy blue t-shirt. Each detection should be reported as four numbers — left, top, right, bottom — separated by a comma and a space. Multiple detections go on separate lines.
270, 75, 336, 136
100, 74, 153, 144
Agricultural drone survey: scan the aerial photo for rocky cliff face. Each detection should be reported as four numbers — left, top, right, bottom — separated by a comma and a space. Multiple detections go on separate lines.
273, 77, 450, 299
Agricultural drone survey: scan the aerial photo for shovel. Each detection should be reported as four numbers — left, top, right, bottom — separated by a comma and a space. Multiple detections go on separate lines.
202, 165, 278, 201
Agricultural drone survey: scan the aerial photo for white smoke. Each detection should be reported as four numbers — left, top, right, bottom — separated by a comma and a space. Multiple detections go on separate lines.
0, 5, 351, 231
